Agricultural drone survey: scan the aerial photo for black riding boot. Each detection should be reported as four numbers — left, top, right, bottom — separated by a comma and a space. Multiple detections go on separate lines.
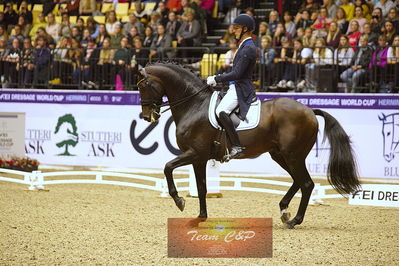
218, 111, 244, 162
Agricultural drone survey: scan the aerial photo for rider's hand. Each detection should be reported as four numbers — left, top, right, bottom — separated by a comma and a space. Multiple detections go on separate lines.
207, 75, 217, 87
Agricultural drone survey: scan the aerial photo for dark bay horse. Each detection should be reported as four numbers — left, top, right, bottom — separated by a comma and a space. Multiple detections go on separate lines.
137, 62, 360, 229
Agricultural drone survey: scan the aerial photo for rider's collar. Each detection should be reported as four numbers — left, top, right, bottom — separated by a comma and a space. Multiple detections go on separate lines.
239, 37, 253, 49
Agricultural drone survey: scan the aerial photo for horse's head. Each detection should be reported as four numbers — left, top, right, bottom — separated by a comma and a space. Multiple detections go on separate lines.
137, 68, 164, 123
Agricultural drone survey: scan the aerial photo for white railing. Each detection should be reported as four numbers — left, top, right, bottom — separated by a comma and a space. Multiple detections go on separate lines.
0, 168, 342, 202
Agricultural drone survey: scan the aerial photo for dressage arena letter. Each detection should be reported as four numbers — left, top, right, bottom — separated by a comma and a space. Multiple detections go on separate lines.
349, 184, 399, 207
168, 218, 272, 258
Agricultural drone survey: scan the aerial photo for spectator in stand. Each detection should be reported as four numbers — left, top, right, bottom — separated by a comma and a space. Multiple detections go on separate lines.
143, 25, 154, 47
148, 12, 162, 32
29, 12, 47, 38
73, 38, 99, 88
340, 35, 373, 91
166, 11, 181, 40
113, 36, 130, 86
18, 1, 33, 25
383, 20, 397, 44
4, 38, 21, 85
217, 39, 237, 74
81, 28, 92, 48
66, 0, 80, 16
220, 24, 235, 46
361, 22, 378, 46
0, 13, 5, 28
296, 27, 305, 40
311, 7, 332, 38
96, 24, 110, 47
167, 0, 182, 12
18, 37, 34, 85
124, 13, 144, 36
347, 6, 368, 34
334, 8, 349, 34
303, 27, 316, 47
259, 36, 277, 87
268, 10, 279, 36
322, 0, 338, 19
156, 1, 169, 26
340, 0, 355, 21
71, 26, 82, 42
127, 26, 140, 47
177, 8, 201, 57
256, 22, 270, 47
35, 27, 55, 49
150, 24, 172, 60
275, 37, 295, 89
3, 2, 18, 29
291, 38, 313, 89
347, 20, 362, 47
53, 36, 72, 84
86, 17, 99, 39
387, 8, 399, 33
369, 35, 389, 87
134, 1, 149, 23
79, 0, 96, 16
199, 0, 215, 18
97, 38, 115, 87
8, 25, 24, 48
31, 36, 51, 86
130, 36, 149, 84
326, 21, 342, 48
370, 7, 383, 34
60, 13, 72, 38
109, 24, 123, 49
106, 11, 121, 36
67, 38, 82, 85
334, 35, 355, 75
17, 16, 31, 37
0, 37, 7, 82
273, 22, 292, 47
354, 0, 371, 20
387, 35, 399, 64
46, 13, 61, 43
284, 11, 296, 37
295, 10, 313, 30
374, 0, 396, 17
312, 38, 334, 65
298, 0, 320, 14
76, 18, 85, 33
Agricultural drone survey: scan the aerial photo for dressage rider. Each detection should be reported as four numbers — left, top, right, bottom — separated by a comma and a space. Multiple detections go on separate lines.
207, 14, 257, 161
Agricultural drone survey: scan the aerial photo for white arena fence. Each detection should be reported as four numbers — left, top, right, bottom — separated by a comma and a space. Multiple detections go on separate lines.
0, 167, 342, 203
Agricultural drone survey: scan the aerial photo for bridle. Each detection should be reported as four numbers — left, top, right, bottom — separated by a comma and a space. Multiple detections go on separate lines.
137, 68, 211, 115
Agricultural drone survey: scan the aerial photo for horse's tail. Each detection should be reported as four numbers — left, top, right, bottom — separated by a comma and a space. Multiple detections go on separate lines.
313, 109, 361, 196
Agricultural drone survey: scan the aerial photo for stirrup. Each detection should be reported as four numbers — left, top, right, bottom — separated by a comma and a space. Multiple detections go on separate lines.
222, 146, 244, 162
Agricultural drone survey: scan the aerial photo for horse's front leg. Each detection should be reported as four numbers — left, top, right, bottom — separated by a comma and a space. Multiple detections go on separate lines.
164, 150, 196, 212
193, 161, 207, 218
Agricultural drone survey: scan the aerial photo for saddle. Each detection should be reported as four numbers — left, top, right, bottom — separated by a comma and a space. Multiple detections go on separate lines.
208, 91, 261, 131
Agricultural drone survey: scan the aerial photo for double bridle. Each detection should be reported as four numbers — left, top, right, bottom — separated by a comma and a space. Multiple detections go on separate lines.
137, 68, 211, 114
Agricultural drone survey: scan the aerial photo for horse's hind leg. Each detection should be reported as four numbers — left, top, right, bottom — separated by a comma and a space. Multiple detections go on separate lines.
284, 161, 314, 229
193, 161, 208, 218
270, 152, 300, 224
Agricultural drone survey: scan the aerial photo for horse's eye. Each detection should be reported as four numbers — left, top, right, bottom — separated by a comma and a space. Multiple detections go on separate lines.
387, 132, 391, 136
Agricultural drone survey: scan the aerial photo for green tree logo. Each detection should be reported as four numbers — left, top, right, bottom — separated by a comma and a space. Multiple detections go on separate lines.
54, 114, 79, 156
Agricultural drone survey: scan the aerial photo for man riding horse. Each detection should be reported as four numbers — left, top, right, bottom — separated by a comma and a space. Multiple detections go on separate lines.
206, 14, 257, 162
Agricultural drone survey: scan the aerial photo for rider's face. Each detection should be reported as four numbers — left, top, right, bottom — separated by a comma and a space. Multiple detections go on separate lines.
233, 25, 243, 40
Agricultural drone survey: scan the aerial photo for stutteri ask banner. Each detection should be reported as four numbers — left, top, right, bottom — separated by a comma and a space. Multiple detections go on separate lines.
0, 89, 398, 180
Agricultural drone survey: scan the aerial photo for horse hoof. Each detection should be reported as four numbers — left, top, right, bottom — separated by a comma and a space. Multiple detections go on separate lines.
176, 197, 185, 212
280, 212, 291, 224
197, 214, 207, 218
285, 220, 296, 229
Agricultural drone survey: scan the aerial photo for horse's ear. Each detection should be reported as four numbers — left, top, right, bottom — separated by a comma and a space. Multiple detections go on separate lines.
378, 113, 386, 121
138, 66, 147, 79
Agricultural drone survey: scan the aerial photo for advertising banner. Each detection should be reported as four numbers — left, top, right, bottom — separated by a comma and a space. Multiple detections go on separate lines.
0, 112, 25, 158
0, 89, 398, 180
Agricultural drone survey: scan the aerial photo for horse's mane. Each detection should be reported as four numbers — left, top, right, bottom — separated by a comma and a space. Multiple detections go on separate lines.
146, 60, 205, 86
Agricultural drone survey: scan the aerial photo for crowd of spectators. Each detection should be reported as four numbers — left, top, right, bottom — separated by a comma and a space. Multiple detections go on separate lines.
0, 0, 213, 89
0, 0, 398, 92
258, 0, 399, 92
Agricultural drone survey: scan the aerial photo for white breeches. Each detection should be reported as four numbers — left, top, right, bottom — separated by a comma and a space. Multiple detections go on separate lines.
216, 83, 239, 117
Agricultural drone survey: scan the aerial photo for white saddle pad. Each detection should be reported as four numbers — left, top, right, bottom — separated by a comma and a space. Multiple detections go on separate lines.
208, 91, 261, 131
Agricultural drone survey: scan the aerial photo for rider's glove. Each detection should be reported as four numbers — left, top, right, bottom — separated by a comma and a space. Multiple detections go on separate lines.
207, 75, 217, 87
